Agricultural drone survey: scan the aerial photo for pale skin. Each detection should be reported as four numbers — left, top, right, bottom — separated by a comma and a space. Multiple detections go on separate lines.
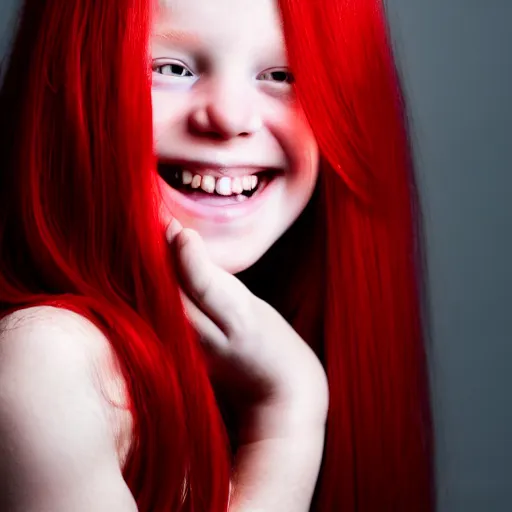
0, 0, 328, 509
153, 0, 319, 274
0, 229, 328, 511
167, 221, 328, 511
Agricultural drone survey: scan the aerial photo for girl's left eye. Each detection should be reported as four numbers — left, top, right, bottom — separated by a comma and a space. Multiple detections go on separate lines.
257, 69, 295, 84
154, 63, 194, 78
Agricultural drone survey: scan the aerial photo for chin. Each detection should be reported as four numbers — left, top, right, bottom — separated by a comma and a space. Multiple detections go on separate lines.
210, 250, 261, 275
205, 240, 268, 275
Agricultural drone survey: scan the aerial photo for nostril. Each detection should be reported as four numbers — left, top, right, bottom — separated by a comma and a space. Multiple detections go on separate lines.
205, 131, 226, 140
190, 129, 226, 141
191, 129, 250, 141
188, 106, 261, 140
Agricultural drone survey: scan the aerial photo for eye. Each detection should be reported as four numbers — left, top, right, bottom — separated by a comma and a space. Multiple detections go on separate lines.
153, 62, 194, 78
257, 69, 295, 84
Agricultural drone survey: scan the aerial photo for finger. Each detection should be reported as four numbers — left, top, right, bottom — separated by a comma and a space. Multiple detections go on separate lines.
158, 197, 174, 228
165, 217, 183, 244
158, 195, 184, 244
175, 229, 253, 337
179, 290, 229, 354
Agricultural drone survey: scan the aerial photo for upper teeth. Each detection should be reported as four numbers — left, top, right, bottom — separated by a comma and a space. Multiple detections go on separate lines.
181, 170, 258, 196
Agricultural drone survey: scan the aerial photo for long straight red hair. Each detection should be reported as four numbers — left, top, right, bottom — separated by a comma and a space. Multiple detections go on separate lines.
0, 0, 434, 510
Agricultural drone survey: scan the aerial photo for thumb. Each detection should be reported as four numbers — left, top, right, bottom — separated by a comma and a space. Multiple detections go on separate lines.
175, 229, 252, 336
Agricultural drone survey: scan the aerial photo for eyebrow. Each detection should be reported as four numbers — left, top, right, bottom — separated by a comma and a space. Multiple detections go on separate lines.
153, 29, 201, 47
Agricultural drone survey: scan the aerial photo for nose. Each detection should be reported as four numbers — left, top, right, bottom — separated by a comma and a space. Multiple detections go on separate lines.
188, 79, 263, 140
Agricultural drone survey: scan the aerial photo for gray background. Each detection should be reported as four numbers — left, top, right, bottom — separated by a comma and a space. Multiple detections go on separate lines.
386, 1, 512, 510
1, 0, 511, 510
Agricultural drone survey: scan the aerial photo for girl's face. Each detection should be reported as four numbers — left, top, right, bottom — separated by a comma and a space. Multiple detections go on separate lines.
152, 0, 319, 274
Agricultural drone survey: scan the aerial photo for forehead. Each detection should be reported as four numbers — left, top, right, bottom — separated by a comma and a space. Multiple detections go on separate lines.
154, 0, 285, 55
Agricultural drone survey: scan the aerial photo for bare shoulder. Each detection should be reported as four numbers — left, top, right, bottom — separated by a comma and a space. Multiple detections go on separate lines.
0, 306, 137, 511
0, 305, 130, 404
0, 305, 126, 411
0, 304, 110, 356
0, 305, 114, 416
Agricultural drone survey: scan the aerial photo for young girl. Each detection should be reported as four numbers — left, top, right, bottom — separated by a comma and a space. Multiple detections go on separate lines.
0, 0, 434, 511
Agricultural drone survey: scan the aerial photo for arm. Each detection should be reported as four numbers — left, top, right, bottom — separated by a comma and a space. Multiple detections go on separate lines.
0, 308, 138, 512
229, 425, 325, 512
228, 371, 327, 512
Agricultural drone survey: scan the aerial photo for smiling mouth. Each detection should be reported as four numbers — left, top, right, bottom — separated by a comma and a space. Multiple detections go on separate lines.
157, 162, 280, 205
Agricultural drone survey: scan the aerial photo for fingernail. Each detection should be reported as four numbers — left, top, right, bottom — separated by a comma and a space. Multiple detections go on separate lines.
166, 217, 183, 243
176, 229, 193, 251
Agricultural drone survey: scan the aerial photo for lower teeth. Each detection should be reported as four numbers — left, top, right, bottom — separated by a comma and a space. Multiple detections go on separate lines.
187, 185, 255, 198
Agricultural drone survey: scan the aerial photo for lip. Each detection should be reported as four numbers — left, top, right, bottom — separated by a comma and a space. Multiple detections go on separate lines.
158, 172, 281, 223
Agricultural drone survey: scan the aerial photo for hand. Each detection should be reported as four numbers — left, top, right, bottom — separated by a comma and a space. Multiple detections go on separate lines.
165, 218, 329, 442
164, 217, 328, 511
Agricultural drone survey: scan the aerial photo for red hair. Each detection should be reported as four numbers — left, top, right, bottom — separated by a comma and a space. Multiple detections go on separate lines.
0, 0, 434, 510
277, 0, 435, 509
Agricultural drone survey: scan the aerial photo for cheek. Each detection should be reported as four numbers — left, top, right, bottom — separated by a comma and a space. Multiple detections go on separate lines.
286, 109, 319, 186
151, 90, 188, 139
291, 107, 318, 156
267, 101, 319, 178
281, 110, 319, 213
297, 126, 319, 178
